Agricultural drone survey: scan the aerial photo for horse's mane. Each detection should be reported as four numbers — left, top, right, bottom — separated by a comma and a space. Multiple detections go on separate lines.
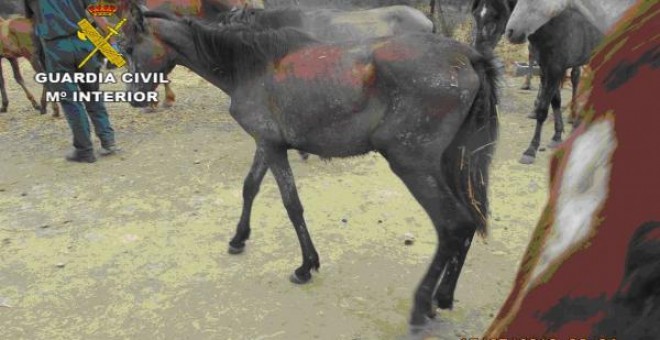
215, 7, 305, 30
178, 15, 318, 84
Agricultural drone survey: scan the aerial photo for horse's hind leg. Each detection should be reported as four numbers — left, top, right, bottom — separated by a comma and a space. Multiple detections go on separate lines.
384, 157, 474, 328
9, 58, 40, 111
0, 57, 8, 112
264, 144, 320, 284
30, 58, 49, 115
228, 145, 269, 254
433, 231, 475, 310
568, 67, 581, 126
547, 85, 564, 149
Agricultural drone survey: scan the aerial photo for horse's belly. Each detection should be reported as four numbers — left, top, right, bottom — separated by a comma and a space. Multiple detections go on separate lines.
299, 97, 387, 157
271, 90, 387, 157
267, 48, 383, 156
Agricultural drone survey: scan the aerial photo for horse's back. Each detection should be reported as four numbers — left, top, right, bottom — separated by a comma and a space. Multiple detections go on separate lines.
0, 17, 34, 59
372, 34, 482, 99
304, 5, 433, 42
530, 8, 604, 67
260, 34, 486, 157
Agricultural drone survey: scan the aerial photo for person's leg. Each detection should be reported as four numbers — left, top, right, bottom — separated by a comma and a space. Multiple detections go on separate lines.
42, 38, 95, 162
74, 39, 117, 151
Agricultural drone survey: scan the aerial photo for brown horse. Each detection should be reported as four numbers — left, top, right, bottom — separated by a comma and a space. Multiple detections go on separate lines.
0, 16, 58, 116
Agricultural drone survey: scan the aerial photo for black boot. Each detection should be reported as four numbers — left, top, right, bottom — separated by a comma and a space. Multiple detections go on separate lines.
65, 150, 96, 163
99, 144, 121, 156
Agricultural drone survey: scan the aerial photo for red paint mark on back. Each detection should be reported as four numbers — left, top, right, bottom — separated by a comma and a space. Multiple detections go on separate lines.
273, 45, 375, 88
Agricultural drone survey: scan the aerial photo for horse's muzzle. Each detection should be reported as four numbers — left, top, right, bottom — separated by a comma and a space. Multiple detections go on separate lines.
506, 29, 527, 44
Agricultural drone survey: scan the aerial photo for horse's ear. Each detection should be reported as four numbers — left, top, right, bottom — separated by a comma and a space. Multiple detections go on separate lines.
129, 1, 147, 33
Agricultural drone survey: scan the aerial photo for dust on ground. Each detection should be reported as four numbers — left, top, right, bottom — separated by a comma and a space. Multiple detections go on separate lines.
0, 60, 572, 339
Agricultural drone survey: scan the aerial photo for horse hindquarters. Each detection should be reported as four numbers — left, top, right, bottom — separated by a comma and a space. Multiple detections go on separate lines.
370, 49, 499, 328
432, 53, 499, 312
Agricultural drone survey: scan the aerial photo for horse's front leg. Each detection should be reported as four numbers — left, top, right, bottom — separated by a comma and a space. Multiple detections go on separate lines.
520, 65, 561, 164
163, 82, 175, 108
265, 144, 320, 284
228, 145, 269, 254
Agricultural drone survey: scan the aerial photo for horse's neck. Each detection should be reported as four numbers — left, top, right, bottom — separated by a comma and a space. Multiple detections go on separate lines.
573, 0, 636, 33
152, 18, 234, 94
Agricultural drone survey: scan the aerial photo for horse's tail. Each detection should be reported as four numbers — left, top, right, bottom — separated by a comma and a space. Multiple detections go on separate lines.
442, 50, 500, 236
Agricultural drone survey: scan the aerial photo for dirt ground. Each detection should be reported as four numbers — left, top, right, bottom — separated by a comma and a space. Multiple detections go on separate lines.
0, 60, 574, 339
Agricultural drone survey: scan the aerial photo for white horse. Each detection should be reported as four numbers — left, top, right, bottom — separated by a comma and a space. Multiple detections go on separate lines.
505, 0, 637, 43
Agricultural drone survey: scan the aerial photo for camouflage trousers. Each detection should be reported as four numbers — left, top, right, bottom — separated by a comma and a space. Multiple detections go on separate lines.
42, 35, 115, 155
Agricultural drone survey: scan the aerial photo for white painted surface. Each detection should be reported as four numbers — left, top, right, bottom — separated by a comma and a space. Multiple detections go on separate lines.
528, 119, 617, 287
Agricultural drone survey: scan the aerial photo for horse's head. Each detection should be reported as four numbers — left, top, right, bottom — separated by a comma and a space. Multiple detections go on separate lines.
471, 0, 516, 54
505, 0, 569, 44
120, 2, 177, 107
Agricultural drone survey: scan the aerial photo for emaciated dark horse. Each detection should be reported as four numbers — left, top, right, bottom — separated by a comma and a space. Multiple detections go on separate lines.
471, 0, 602, 164
123, 5, 500, 332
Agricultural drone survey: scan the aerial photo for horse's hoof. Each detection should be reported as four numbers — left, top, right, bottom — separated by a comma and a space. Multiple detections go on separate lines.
408, 316, 434, 335
435, 296, 453, 310
520, 85, 532, 90
0, 108, 7, 113
519, 154, 536, 165
163, 101, 174, 108
527, 112, 537, 119
289, 272, 312, 284
548, 139, 562, 149
227, 244, 245, 255
34, 105, 42, 111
